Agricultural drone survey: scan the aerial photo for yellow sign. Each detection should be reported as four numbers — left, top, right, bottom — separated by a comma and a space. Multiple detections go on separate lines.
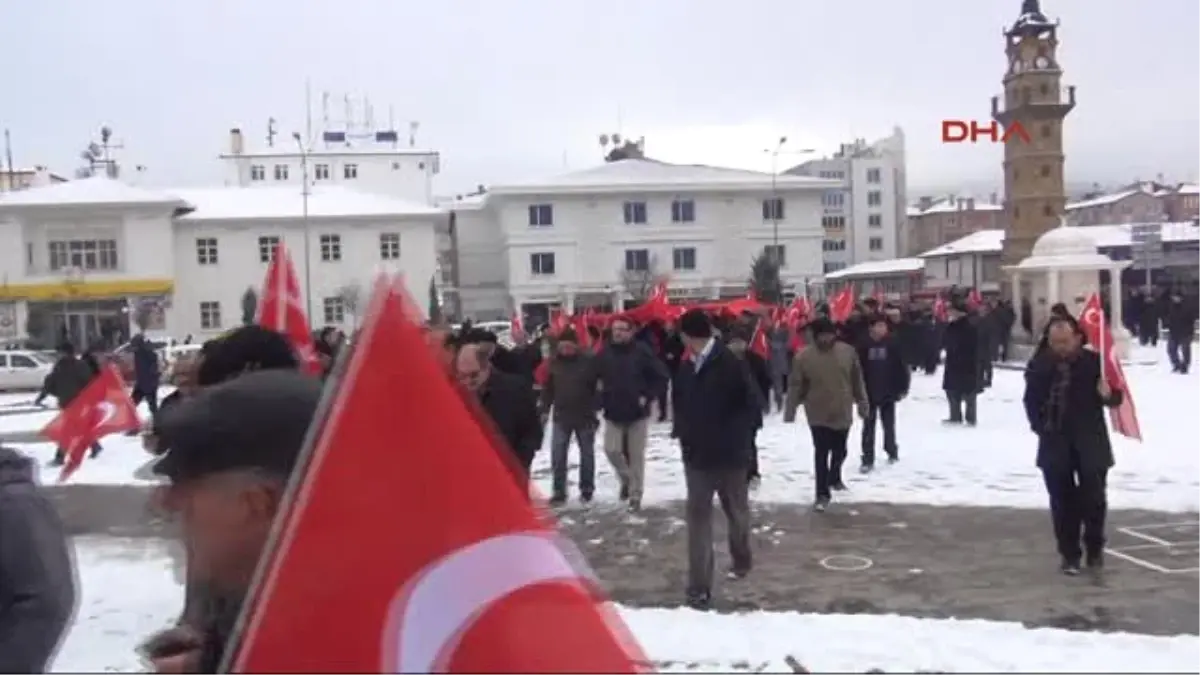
0, 278, 174, 301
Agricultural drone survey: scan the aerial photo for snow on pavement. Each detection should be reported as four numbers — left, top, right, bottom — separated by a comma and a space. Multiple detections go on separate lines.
57, 537, 1200, 673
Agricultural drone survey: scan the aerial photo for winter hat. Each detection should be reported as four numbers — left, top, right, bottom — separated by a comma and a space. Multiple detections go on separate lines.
678, 309, 712, 339
808, 317, 837, 336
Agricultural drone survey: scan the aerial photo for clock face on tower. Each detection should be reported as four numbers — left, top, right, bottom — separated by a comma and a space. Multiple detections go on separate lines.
1034, 55, 1050, 69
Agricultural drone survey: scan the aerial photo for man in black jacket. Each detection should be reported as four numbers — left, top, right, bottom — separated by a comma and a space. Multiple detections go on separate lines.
725, 329, 771, 485
34, 342, 100, 466
856, 315, 910, 471
0, 446, 76, 673
671, 310, 757, 610
1165, 290, 1196, 374
594, 316, 667, 511
457, 343, 543, 490
942, 304, 981, 426
1023, 319, 1123, 576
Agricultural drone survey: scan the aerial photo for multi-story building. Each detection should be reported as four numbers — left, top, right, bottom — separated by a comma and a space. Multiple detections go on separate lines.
918, 229, 1006, 292
440, 191, 508, 320
0, 175, 441, 347
785, 128, 908, 274
1162, 183, 1200, 222
453, 158, 834, 324
906, 195, 1006, 256
0, 167, 67, 192
1065, 183, 1166, 226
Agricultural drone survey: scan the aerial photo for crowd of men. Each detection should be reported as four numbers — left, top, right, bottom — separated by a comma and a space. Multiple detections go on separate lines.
0, 282, 1194, 671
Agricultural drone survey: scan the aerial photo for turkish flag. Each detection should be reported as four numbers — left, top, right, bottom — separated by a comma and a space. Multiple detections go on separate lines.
1078, 293, 1142, 441
509, 311, 525, 342
256, 242, 320, 375
967, 288, 984, 309
932, 295, 949, 323
548, 308, 570, 337
750, 315, 771, 360
225, 276, 647, 673
40, 364, 140, 481
829, 286, 856, 324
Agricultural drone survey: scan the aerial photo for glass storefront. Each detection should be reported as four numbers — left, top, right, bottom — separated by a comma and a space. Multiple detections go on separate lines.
25, 300, 131, 351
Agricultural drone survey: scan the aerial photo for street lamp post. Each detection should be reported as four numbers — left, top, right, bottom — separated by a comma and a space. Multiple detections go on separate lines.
292, 132, 314, 329
764, 140, 817, 262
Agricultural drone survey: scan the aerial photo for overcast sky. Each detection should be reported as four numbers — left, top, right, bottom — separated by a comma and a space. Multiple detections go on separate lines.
1, 0, 1196, 197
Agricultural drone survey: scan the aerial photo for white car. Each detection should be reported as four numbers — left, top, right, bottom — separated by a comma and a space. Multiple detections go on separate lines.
0, 350, 54, 391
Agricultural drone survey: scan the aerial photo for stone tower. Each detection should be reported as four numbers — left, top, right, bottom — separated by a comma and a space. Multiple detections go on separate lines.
992, 0, 1076, 268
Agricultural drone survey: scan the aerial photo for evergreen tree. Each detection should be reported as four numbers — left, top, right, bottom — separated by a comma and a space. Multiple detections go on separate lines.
748, 252, 784, 305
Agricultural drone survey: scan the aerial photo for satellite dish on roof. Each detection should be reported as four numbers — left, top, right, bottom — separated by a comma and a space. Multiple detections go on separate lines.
599, 134, 610, 148
612, 133, 622, 145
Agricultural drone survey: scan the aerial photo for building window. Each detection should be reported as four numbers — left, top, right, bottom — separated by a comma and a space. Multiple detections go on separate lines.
528, 204, 554, 227
869, 237, 884, 251
624, 248, 650, 271
823, 261, 846, 274
670, 199, 695, 223
1040, 165, 1051, 177
323, 297, 345, 325
867, 191, 882, 207
1042, 124, 1053, 138
672, 247, 696, 271
822, 215, 846, 230
1043, 204, 1054, 217
821, 191, 845, 208
763, 244, 786, 266
622, 201, 648, 224
379, 232, 401, 260
250, 165, 266, 181
314, 163, 330, 181
822, 239, 846, 252
868, 214, 883, 228
866, 168, 881, 183
319, 234, 342, 262
199, 301, 222, 330
257, 236, 279, 263
195, 237, 219, 265
762, 197, 785, 221
48, 239, 120, 272
530, 252, 555, 276
343, 163, 359, 179
273, 164, 289, 181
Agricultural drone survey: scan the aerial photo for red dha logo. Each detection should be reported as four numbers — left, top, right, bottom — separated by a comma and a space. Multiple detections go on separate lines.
941, 120, 1031, 144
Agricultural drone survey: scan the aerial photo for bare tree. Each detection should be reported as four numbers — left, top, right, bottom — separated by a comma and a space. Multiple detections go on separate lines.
336, 283, 364, 328
619, 254, 664, 305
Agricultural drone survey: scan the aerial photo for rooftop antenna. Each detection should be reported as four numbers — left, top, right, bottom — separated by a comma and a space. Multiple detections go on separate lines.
599, 133, 611, 158
3, 129, 14, 185
321, 91, 330, 130
408, 121, 419, 148
304, 79, 313, 146
364, 96, 374, 130
266, 117, 278, 148
344, 95, 353, 133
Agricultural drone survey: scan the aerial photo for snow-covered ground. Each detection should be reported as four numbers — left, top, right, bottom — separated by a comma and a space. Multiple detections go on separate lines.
56, 537, 1200, 673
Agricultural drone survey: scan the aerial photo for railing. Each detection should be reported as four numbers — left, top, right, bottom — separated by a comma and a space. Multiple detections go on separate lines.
991, 85, 1076, 117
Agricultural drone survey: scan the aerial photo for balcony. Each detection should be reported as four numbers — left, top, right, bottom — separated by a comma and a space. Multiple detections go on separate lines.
992, 85, 1076, 123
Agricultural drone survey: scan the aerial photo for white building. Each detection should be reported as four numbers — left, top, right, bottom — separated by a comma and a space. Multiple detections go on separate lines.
458, 158, 834, 323
0, 176, 441, 347
439, 192, 507, 320
785, 128, 908, 274
918, 229, 1007, 292
219, 127, 440, 205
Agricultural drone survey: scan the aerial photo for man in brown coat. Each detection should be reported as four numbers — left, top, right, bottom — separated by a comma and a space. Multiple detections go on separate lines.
784, 317, 868, 511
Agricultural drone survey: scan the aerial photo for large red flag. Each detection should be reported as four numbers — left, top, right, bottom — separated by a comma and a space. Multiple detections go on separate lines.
750, 316, 771, 360
932, 294, 949, 323
40, 364, 140, 481
226, 276, 647, 673
829, 286, 856, 324
967, 288, 984, 310
256, 242, 320, 374
509, 310, 525, 342
1078, 293, 1142, 441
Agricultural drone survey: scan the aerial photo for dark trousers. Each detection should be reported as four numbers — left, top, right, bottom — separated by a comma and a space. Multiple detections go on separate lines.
747, 433, 760, 481
946, 390, 977, 424
549, 421, 596, 498
810, 426, 849, 500
1139, 325, 1158, 346
979, 359, 993, 388
53, 442, 103, 464
655, 386, 669, 421
684, 465, 752, 595
860, 402, 897, 465
1167, 336, 1193, 373
1041, 465, 1108, 562
132, 385, 159, 415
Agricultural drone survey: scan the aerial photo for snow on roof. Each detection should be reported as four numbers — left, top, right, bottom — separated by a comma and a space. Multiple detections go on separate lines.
824, 257, 925, 281
1176, 183, 1199, 196
437, 193, 488, 210
170, 185, 442, 221
1065, 187, 1153, 211
0, 175, 184, 208
222, 146, 438, 159
919, 229, 1005, 257
908, 195, 1002, 216
489, 158, 839, 195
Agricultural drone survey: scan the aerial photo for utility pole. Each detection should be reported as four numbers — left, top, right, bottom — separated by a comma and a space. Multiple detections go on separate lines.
769, 136, 787, 258
3, 129, 13, 191
294, 131, 314, 329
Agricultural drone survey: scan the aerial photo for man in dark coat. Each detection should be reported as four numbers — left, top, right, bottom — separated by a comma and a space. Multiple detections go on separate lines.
942, 304, 981, 426
1165, 290, 1196, 374
1023, 318, 1123, 575
34, 342, 99, 466
0, 446, 76, 672
594, 316, 667, 511
457, 343, 543, 488
130, 333, 162, 416
538, 329, 600, 505
855, 314, 910, 471
671, 310, 757, 611
725, 328, 771, 485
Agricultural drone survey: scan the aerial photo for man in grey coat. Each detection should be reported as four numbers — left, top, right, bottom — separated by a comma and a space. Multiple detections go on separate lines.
0, 446, 76, 673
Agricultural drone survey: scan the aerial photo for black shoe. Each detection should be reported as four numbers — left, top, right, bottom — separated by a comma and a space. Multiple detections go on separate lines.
1085, 550, 1104, 570
859, 463, 874, 474
831, 481, 848, 491
657, 416, 668, 423
618, 483, 629, 501
725, 567, 750, 581
813, 498, 830, 512
965, 420, 977, 427
90, 447, 102, 459
685, 591, 711, 611
48, 457, 64, 468
627, 499, 641, 513
1060, 559, 1082, 576
579, 492, 593, 504
942, 418, 962, 425
548, 494, 567, 507
886, 455, 898, 464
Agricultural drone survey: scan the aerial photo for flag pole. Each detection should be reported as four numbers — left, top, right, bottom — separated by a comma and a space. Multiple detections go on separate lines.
1096, 293, 1107, 383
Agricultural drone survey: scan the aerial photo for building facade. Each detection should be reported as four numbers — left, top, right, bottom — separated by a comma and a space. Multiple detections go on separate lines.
785, 128, 908, 274
0, 167, 68, 192
821, 258, 926, 298
1066, 186, 1166, 226
993, 0, 1075, 268
0, 176, 441, 347
918, 229, 1006, 292
906, 195, 1006, 256
464, 159, 833, 324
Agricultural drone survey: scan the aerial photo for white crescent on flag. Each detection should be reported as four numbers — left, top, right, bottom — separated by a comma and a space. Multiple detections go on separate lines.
1082, 306, 1100, 327
94, 401, 118, 429
382, 532, 595, 673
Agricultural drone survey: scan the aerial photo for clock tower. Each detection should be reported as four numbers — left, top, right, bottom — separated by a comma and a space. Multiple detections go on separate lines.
992, 0, 1076, 268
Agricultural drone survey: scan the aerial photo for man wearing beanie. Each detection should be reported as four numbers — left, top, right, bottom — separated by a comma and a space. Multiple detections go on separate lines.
671, 309, 758, 610
785, 316, 868, 511
539, 328, 602, 506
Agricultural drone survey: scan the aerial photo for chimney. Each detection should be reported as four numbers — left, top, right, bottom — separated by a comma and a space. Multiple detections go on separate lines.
989, 192, 998, 204
229, 128, 244, 155
967, 198, 976, 210
918, 196, 932, 210
956, 198, 965, 210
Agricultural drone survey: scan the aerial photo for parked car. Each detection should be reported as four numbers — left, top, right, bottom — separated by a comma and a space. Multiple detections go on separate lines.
0, 349, 55, 391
